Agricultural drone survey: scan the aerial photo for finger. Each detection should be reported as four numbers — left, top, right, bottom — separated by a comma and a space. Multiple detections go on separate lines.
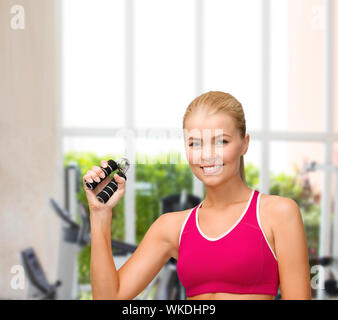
83, 174, 93, 185
87, 168, 101, 183
100, 160, 108, 168
83, 178, 98, 202
92, 165, 106, 180
83, 170, 97, 183
82, 176, 98, 201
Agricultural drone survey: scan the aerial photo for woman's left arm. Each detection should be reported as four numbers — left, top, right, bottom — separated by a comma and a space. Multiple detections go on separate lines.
272, 197, 312, 300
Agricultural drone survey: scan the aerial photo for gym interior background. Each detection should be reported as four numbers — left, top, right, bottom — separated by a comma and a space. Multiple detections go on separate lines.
0, 0, 337, 299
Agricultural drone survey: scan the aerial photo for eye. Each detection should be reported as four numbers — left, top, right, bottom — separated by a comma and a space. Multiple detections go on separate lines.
216, 139, 228, 145
189, 140, 228, 147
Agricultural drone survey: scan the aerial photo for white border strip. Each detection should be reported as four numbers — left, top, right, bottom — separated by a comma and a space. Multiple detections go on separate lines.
178, 205, 200, 246
256, 192, 278, 261
196, 189, 255, 241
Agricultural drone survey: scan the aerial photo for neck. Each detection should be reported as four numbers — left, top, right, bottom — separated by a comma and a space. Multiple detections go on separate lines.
201, 174, 252, 210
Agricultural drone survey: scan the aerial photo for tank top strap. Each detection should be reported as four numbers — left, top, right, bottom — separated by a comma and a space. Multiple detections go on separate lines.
240, 189, 260, 228
179, 203, 201, 245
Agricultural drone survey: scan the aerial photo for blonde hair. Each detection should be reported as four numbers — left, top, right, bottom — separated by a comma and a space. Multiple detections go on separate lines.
183, 91, 247, 184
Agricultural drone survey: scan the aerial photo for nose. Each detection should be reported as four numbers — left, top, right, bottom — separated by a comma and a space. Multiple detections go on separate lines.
201, 141, 216, 162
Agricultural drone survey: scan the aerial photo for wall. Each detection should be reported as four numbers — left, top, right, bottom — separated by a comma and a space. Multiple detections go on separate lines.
0, 0, 63, 299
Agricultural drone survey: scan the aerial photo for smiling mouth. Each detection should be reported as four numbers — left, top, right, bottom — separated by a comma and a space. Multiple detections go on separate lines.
200, 164, 224, 175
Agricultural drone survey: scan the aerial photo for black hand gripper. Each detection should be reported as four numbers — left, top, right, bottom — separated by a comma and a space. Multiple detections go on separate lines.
84, 157, 130, 204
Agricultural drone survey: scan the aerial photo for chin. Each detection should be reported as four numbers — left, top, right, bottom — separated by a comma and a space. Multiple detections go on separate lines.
194, 169, 226, 185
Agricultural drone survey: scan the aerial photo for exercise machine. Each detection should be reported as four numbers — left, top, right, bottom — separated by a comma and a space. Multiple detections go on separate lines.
21, 190, 200, 300
20, 248, 61, 299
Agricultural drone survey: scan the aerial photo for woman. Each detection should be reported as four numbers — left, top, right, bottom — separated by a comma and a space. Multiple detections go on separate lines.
83, 91, 312, 300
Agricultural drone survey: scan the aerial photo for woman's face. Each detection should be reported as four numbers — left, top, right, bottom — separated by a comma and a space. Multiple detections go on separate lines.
184, 109, 249, 186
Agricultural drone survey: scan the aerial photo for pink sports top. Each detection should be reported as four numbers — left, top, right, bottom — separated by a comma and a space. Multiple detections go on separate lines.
177, 189, 279, 297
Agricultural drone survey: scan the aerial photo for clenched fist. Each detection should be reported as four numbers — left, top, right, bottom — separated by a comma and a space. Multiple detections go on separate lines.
83, 159, 126, 213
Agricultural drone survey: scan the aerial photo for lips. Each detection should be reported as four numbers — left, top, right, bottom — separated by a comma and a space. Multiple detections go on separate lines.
200, 164, 224, 175
200, 164, 224, 168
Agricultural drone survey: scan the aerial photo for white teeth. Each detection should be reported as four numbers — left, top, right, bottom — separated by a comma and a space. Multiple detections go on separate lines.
202, 165, 223, 175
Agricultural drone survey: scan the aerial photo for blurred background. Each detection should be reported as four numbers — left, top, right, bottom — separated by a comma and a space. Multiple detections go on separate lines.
0, 0, 337, 300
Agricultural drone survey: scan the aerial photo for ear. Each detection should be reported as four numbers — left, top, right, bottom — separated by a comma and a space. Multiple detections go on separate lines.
241, 134, 249, 156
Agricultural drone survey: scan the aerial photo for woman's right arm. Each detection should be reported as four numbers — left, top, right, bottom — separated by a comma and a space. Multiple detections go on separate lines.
83, 160, 124, 299
83, 160, 174, 300
90, 209, 119, 299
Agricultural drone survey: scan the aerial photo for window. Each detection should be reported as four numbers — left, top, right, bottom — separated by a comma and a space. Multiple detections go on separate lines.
62, 1, 337, 299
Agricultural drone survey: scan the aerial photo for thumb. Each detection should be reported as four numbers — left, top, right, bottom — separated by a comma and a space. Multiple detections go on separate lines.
114, 173, 126, 188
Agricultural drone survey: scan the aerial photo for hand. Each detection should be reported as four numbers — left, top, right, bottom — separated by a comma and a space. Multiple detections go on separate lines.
82, 159, 126, 213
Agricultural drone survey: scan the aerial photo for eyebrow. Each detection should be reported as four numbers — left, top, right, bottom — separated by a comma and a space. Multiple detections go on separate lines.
188, 133, 232, 141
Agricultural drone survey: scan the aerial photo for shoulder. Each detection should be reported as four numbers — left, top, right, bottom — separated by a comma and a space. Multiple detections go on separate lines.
157, 208, 195, 240
156, 208, 196, 260
260, 193, 302, 232
157, 208, 192, 226
260, 193, 299, 212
